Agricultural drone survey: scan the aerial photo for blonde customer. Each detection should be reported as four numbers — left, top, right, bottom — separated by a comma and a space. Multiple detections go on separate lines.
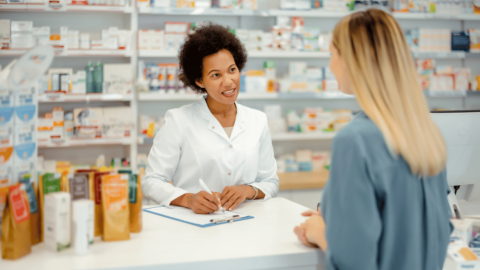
294, 9, 452, 270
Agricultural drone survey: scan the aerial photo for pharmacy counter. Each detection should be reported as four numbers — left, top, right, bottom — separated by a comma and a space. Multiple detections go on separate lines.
0, 198, 324, 270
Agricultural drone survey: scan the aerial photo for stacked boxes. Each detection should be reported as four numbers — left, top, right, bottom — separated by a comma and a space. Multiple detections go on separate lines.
0, 86, 14, 187
13, 85, 37, 184
11, 21, 34, 49
405, 28, 452, 52
0, 20, 10, 49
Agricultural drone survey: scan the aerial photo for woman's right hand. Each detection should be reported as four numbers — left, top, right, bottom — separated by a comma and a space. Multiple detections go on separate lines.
187, 191, 220, 214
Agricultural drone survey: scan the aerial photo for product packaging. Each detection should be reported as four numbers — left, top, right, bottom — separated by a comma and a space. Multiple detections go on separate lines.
103, 107, 133, 138
38, 173, 61, 242
103, 64, 132, 95
470, 29, 480, 52
118, 170, 142, 233
11, 21, 34, 49
138, 30, 153, 50
13, 141, 36, 186
452, 219, 473, 244
68, 172, 94, 201
102, 174, 130, 241
0, 186, 8, 234
0, 147, 13, 188
1, 184, 31, 260
72, 199, 94, 255
20, 180, 40, 245
44, 192, 71, 252
0, 20, 10, 49
151, 30, 165, 50
64, 112, 74, 138
73, 108, 103, 138
451, 31, 470, 52
48, 68, 73, 92
72, 71, 87, 94
91, 171, 110, 236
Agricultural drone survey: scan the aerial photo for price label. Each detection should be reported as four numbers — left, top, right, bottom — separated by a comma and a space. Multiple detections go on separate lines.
44, 93, 65, 102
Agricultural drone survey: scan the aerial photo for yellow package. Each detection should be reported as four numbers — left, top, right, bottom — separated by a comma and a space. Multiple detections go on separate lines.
92, 171, 111, 237
119, 170, 142, 233
102, 174, 130, 241
1, 184, 31, 260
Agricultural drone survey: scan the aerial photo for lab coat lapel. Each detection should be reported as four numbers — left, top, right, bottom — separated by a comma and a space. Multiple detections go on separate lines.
229, 104, 245, 141
198, 96, 232, 143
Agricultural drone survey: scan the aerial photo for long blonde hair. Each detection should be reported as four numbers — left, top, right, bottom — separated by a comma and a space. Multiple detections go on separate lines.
332, 9, 446, 177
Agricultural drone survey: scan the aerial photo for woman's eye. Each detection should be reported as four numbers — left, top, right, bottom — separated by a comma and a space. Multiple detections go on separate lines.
212, 74, 219, 77
230, 68, 236, 72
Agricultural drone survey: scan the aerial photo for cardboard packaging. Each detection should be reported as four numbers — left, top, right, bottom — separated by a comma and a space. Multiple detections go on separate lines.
102, 107, 132, 138
72, 199, 94, 255
470, 29, 480, 52
103, 64, 132, 95
38, 173, 61, 242
1, 185, 31, 260
0, 147, 14, 187
15, 88, 36, 107
101, 174, 130, 241
138, 30, 153, 50
0, 107, 15, 148
52, 107, 64, 140
73, 108, 103, 138
0, 20, 10, 49
44, 192, 71, 252
13, 142, 36, 187
15, 123, 36, 145
11, 21, 34, 49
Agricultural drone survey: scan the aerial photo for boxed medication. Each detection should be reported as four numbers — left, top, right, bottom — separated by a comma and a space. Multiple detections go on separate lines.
52, 107, 64, 140
15, 105, 36, 127
37, 117, 53, 142
13, 142, 36, 183
470, 29, 480, 52
48, 68, 73, 92
11, 21, 34, 49
72, 71, 87, 94
289, 62, 307, 82
80, 33, 90, 50
150, 30, 164, 50
103, 64, 132, 95
15, 87, 36, 106
0, 88, 14, 108
72, 200, 94, 255
102, 107, 133, 138
15, 123, 36, 145
0, 107, 14, 148
44, 192, 71, 252
0, 20, 10, 49
138, 30, 153, 50
0, 147, 14, 187
73, 108, 103, 138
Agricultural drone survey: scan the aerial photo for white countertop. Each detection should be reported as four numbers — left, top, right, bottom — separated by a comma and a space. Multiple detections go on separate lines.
0, 198, 324, 270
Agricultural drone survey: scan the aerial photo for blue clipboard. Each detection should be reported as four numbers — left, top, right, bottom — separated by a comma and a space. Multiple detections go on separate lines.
143, 206, 254, 228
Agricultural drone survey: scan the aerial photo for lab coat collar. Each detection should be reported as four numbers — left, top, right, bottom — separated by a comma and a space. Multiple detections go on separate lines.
197, 95, 246, 142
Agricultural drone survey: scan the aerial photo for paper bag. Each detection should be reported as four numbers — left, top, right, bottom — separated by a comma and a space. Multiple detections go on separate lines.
1, 184, 31, 260
91, 171, 111, 237
102, 174, 130, 241
119, 170, 142, 233
20, 180, 40, 246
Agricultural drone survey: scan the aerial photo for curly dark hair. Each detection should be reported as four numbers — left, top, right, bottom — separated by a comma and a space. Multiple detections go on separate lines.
178, 22, 248, 94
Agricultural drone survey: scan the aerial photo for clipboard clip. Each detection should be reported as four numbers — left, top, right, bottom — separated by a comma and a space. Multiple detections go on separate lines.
210, 215, 241, 224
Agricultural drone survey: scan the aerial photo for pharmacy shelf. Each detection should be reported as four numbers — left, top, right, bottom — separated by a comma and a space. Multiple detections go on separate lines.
424, 90, 467, 97
137, 92, 278, 101
271, 132, 336, 141
138, 50, 331, 58
412, 51, 466, 59
139, 6, 255, 16
277, 92, 355, 99
392, 12, 480, 21
263, 9, 350, 18
467, 91, 480, 97
0, 49, 131, 57
38, 93, 133, 103
138, 132, 336, 145
278, 170, 329, 190
0, 3, 133, 12
38, 137, 133, 148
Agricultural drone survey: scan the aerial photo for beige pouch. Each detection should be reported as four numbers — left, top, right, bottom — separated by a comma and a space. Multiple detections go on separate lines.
102, 174, 130, 241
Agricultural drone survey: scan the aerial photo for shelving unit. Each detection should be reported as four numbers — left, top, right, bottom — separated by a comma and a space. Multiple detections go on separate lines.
38, 93, 133, 103
38, 137, 133, 148
0, 49, 131, 57
0, 3, 133, 12
278, 170, 329, 190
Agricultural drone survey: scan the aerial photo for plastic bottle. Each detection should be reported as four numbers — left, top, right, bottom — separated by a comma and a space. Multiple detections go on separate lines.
85, 62, 95, 93
94, 61, 103, 93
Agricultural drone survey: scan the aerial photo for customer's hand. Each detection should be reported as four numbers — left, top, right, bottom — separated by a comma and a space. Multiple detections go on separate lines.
301, 210, 321, 217
294, 223, 317, 248
304, 215, 328, 251
187, 191, 219, 214
220, 185, 254, 211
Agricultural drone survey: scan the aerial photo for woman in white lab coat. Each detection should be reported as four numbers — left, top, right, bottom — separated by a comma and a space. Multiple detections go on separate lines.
142, 23, 279, 214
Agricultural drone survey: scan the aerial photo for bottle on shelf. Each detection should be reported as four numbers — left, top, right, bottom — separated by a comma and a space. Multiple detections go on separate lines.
85, 62, 95, 93
94, 62, 103, 93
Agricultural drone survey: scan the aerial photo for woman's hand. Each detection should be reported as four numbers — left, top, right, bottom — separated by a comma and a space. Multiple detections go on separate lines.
186, 191, 219, 214
220, 185, 255, 211
294, 223, 317, 248
304, 215, 328, 251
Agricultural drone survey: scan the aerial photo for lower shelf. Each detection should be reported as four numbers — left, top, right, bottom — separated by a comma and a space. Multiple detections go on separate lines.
278, 170, 329, 191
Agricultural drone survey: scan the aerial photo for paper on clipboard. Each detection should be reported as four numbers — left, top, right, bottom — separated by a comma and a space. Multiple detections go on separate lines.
144, 205, 253, 228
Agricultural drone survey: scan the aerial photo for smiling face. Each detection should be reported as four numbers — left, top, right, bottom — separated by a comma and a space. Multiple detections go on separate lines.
195, 49, 240, 105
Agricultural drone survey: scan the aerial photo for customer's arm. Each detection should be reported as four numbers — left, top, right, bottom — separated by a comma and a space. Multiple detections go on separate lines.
142, 110, 188, 206
321, 133, 381, 270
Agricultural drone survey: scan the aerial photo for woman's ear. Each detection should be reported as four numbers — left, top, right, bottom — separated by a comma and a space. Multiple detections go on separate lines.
195, 80, 204, 89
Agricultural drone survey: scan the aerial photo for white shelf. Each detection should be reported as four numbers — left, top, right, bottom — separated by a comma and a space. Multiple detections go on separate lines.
38, 137, 133, 148
138, 50, 330, 58
139, 6, 254, 15
138, 92, 278, 101
412, 51, 466, 59
270, 132, 336, 141
138, 132, 336, 144
0, 3, 132, 12
38, 93, 133, 103
263, 9, 350, 18
0, 49, 131, 57
392, 12, 480, 21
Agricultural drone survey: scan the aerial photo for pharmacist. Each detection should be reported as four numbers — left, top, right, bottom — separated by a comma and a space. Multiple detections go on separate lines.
142, 23, 279, 214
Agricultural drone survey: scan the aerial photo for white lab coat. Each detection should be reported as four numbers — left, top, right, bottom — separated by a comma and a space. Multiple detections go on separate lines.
142, 97, 279, 206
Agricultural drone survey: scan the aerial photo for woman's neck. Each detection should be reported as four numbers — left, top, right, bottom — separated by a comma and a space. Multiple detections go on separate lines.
205, 95, 236, 118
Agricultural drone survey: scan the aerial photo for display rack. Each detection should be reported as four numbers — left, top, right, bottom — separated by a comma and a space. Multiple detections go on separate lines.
3, 3, 480, 173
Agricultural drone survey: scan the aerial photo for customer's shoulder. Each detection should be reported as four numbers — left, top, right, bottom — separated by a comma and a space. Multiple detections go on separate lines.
335, 112, 385, 147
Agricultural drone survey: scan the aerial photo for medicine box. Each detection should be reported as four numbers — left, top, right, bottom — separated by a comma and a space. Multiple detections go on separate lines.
15, 87, 36, 106
138, 30, 153, 50
15, 123, 36, 145
73, 108, 103, 128
289, 62, 307, 82
13, 142, 36, 183
470, 29, 480, 52
150, 30, 165, 50
44, 192, 71, 252
103, 64, 132, 94
15, 105, 36, 127
0, 147, 14, 187
11, 21, 33, 32
72, 71, 87, 94
0, 20, 10, 49
102, 107, 132, 138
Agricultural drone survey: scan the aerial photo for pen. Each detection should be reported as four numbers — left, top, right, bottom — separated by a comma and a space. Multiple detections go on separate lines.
199, 179, 225, 214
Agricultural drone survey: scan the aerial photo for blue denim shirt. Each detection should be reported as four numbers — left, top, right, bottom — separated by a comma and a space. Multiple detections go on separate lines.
321, 111, 452, 270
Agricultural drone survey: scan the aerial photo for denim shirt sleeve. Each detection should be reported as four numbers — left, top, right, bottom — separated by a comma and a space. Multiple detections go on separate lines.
321, 132, 382, 270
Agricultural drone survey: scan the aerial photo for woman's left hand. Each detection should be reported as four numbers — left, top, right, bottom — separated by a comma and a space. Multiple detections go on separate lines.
220, 185, 254, 211
305, 215, 328, 251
